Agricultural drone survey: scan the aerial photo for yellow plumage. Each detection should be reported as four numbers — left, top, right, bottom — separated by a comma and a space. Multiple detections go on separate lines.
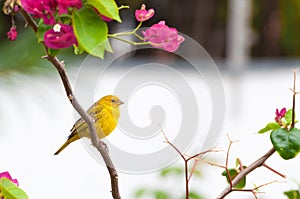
54, 95, 123, 155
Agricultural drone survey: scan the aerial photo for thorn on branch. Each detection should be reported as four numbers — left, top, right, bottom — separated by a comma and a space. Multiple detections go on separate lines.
263, 164, 286, 179
68, 94, 73, 101
231, 180, 284, 199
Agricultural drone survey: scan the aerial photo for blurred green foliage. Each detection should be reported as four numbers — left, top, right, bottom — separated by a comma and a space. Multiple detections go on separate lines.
2, 0, 300, 73
284, 189, 300, 199
279, 0, 300, 56
133, 165, 205, 199
252, 0, 300, 57
0, 1, 84, 74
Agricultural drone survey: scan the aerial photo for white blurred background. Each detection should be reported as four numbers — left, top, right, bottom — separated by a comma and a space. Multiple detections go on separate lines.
1, 63, 300, 199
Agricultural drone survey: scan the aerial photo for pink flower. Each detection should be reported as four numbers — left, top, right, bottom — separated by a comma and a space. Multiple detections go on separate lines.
57, 0, 82, 14
44, 23, 78, 49
6, 26, 17, 41
13, 5, 20, 13
20, 0, 57, 25
0, 171, 19, 186
275, 108, 287, 123
135, 4, 154, 22
143, 21, 185, 52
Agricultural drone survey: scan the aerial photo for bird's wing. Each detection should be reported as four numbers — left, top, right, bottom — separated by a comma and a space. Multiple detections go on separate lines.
70, 117, 88, 137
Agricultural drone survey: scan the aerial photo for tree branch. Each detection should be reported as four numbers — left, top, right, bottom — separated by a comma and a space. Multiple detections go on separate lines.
216, 148, 275, 198
19, 9, 121, 199
217, 69, 299, 198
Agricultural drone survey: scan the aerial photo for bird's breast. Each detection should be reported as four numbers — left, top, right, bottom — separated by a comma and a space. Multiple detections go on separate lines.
95, 108, 120, 138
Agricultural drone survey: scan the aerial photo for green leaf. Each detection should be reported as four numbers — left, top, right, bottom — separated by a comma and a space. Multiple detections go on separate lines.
160, 167, 183, 177
86, 0, 121, 22
191, 169, 202, 178
285, 109, 293, 124
271, 128, 300, 160
284, 190, 300, 199
36, 20, 52, 42
74, 45, 85, 55
134, 188, 148, 198
105, 39, 113, 53
258, 122, 281, 134
0, 178, 28, 199
222, 168, 246, 189
47, 48, 60, 57
73, 7, 108, 58
154, 190, 170, 199
134, 189, 170, 199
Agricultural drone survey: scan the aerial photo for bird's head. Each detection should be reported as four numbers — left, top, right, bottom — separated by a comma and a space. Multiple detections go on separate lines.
100, 95, 124, 108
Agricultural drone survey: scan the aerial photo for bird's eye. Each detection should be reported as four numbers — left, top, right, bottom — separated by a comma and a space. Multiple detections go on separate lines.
111, 99, 115, 103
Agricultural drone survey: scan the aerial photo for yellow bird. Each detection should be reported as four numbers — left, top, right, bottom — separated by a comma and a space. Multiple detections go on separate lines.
54, 95, 124, 155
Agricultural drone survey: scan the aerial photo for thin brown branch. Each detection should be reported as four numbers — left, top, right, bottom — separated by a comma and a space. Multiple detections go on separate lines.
188, 159, 199, 182
237, 158, 244, 171
199, 158, 226, 169
160, 128, 189, 199
254, 180, 282, 190
226, 135, 239, 169
231, 180, 282, 199
263, 164, 286, 178
291, 69, 297, 128
184, 161, 189, 199
160, 128, 186, 160
161, 127, 223, 199
186, 148, 222, 161
19, 9, 121, 199
186, 148, 223, 182
225, 135, 239, 189
20, 9, 38, 32
186, 148, 222, 182
217, 148, 275, 199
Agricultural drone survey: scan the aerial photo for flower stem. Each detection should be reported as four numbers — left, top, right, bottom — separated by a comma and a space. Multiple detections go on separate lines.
108, 35, 150, 46
109, 21, 143, 37
118, 5, 130, 10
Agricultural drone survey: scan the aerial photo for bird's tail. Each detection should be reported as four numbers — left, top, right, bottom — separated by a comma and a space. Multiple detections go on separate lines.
54, 132, 79, 155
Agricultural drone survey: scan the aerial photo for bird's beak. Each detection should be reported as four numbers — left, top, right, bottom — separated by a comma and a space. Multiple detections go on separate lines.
117, 100, 124, 105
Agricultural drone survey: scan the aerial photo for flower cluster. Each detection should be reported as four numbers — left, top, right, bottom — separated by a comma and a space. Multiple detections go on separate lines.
44, 23, 78, 49
15, 1, 184, 54
0, 171, 18, 186
20, 0, 81, 25
135, 4, 154, 22
20, 0, 80, 49
57, 0, 82, 15
275, 107, 287, 125
6, 27, 17, 41
134, 4, 184, 52
143, 21, 185, 52
20, 0, 81, 49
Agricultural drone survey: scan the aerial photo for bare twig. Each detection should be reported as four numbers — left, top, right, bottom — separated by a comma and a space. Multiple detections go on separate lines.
231, 180, 283, 199
291, 69, 298, 128
217, 147, 275, 198
160, 129, 189, 199
263, 164, 286, 178
225, 135, 239, 188
160, 128, 219, 199
188, 159, 199, 182
19, 9, 121, 199
187, 148, 222, 182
